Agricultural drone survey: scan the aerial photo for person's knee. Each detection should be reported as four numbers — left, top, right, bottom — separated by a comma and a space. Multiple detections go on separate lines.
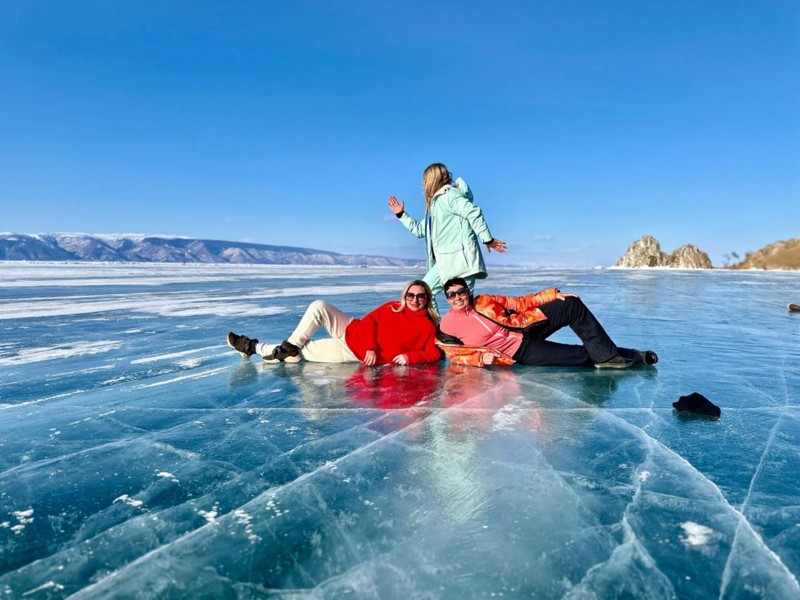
559, 295, 587, 319
564, 296, 584, 310
308, 299, 329, 314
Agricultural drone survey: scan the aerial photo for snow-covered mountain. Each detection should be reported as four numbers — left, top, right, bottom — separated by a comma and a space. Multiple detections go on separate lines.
0, 233, 419, 266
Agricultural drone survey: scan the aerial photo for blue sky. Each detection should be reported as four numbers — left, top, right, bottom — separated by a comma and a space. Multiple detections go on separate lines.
1, 1, 798, 267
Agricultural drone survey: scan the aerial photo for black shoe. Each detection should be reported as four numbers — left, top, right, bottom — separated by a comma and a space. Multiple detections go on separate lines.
641, 350, 658, 365
227, 332, 258, 359
595, 355, 635, 369
264, 340, 301, 362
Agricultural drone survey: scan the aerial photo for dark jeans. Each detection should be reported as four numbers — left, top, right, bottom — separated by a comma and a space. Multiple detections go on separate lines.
512, 296, 640, 367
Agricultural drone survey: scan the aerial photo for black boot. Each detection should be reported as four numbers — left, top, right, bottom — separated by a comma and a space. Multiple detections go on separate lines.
264, 340, 301, 362
594, 355, 635, 369
639, 350, 658, 365
227, 332, 258, 359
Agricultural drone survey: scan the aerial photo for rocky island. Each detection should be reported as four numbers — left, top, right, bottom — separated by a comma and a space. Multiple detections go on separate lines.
614, 236, 800, 270
614, 236, 712, 269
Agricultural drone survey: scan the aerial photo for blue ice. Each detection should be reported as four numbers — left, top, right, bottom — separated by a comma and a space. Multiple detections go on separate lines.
0, 263, 798, 598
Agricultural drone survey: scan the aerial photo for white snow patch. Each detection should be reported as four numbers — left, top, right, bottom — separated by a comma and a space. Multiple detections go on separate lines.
10, 508, 34, 534
113, 495, 144, 508
176, 358, 203, 368
233, 509, 260, 542
49, 364, 115, 378
0, 292, 290, 320
12, 509, 34, 522
491, 404, 523, 432
0, 262, 410, 291
22, 581, 65, 596
137, 366, 227, 388
156, 472, 179, 483
266, 498, 289, 517
0, 341, 121, 365
681, 522, 715, 547
0, 265, 407, 320
131, 346, 219, 364
198, 508, 219, 523
0, 389, 87, 410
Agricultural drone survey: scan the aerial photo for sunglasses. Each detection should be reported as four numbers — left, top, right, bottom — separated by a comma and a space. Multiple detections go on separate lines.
405, 292, 429, 302
445, 287, 469, 300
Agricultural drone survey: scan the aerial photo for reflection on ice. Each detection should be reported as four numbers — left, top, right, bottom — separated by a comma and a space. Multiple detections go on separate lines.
0, 265, 799, 598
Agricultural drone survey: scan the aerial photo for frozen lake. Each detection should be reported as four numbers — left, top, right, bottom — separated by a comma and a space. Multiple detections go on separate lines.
1, 262, 798, 598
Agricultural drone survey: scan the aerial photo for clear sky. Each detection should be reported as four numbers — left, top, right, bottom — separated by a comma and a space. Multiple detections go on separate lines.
1, 1, 798, 267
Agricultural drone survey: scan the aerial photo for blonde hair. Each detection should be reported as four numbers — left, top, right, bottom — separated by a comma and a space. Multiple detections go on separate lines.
422, 163, 453, 210
394, 279, 439, 324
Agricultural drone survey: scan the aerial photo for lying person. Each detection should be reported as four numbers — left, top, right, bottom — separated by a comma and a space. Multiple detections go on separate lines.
437, 277, 657, 369
227, 280, 442, 366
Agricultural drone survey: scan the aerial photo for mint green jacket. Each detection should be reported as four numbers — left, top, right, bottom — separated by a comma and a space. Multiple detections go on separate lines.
398, 178, 494, 283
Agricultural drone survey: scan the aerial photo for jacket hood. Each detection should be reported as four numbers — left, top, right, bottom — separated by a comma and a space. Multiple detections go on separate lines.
433, 177, 472, 201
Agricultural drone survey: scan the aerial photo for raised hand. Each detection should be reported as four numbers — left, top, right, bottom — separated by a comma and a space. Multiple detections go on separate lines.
388, 196, 405, 216
485, 239, 507, 253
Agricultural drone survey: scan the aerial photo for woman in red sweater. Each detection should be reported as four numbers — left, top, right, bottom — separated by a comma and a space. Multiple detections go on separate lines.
227, 280, 442, 365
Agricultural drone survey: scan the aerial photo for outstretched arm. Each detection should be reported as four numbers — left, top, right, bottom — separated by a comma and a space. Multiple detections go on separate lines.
389, 196, 426, 238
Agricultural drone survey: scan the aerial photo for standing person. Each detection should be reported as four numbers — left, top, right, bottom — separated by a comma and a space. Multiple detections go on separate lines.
388, 163, 507, 310
437, 277, 658, 368
227, 280, 441, 366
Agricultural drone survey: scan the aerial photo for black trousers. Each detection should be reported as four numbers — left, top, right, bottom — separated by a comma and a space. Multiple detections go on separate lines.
512, 296, 640, 367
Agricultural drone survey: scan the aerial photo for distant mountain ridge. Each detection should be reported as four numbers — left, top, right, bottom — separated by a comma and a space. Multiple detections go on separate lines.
0, 233, 419, 267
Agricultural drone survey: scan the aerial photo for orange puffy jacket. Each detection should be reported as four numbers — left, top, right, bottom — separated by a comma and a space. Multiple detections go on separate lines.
437, 288, 560, 367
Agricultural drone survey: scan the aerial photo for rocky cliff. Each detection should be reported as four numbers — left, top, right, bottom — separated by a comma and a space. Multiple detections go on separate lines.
731, 238, 800, 270
668, 244, 713, 269
615, 236, 712, 269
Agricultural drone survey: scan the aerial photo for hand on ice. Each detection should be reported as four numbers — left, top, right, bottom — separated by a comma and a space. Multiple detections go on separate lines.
388, 196, 405, 216
481, 352, 496, 366
363, 350, 377, 366
393, 354, 408, 365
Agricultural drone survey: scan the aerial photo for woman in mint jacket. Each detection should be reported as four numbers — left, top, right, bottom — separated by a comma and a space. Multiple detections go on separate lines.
389, 163, 507, 309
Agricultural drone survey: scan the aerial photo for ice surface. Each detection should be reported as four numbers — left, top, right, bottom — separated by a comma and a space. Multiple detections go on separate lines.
1, 263, 799, 598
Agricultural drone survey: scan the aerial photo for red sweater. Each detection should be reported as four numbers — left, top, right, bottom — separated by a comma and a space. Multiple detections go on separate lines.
344, 302, 441, 365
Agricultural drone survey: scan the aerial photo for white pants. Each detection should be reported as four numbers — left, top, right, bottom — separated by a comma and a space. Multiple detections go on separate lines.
255, 300, 359, 363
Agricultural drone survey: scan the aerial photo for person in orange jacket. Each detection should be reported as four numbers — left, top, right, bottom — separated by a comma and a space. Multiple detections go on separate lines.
437, 277, 657, 369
